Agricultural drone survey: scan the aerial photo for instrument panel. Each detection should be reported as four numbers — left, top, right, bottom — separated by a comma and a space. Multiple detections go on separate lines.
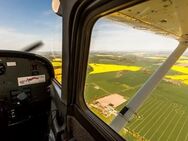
0, 51, 54, 140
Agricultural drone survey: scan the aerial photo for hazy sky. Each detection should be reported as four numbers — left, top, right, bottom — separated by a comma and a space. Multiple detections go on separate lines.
0, 0, 62, 52
90, 18, 179, 52
0, 1, 180, 54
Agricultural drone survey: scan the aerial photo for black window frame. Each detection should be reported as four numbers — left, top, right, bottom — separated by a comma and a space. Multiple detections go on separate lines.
63, 0, 148, 140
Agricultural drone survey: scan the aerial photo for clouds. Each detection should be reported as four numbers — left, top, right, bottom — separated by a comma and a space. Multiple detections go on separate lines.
0, 27, 36, 50
0, 0, 62, 53
0, 26, 62, 52
90, 18, 179, 52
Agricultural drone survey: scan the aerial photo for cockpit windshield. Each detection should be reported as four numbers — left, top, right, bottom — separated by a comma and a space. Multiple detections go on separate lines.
0, 0, 62, 83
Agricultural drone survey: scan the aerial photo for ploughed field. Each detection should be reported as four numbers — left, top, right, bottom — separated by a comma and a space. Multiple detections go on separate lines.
85, 53, 188, 141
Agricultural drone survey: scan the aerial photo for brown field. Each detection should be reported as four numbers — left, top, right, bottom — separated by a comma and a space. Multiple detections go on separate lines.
95, 93, 127, 108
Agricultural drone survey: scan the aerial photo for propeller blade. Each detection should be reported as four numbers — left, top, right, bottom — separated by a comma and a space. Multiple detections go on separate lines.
22, 41, 43, 52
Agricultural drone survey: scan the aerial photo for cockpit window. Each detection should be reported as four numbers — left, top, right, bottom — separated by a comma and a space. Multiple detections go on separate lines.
84, 1, 188, 140
0, 0, 62, 84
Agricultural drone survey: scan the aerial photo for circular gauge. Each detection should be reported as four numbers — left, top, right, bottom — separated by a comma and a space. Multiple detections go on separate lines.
0, 63, 6, 75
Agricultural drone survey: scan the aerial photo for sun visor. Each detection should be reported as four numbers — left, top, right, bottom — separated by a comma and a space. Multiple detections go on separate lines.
52, 0, 62, 16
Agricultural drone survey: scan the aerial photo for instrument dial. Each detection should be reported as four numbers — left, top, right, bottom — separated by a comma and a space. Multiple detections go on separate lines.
0, 63, 6, 75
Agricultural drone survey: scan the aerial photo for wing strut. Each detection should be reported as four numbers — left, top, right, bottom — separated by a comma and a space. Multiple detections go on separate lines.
110, 40, 188, 132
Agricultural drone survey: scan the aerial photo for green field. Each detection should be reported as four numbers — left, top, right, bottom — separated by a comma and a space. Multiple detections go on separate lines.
85, 52, 188, 141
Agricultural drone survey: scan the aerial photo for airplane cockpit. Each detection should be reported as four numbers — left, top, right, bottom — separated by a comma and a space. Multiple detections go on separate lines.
2, 0, 188, 141
0, 50, 54, 141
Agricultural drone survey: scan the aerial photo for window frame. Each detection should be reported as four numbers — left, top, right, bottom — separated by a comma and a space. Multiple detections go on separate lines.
63, 0, 148, 140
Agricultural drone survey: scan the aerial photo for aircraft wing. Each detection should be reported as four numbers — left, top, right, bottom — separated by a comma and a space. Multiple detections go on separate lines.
107, 0, 188, 40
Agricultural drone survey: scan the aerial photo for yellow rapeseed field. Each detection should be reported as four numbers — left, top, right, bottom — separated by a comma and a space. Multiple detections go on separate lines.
52, 58, 62, 62
52, 62, 62, 67
51, 58, 62, 83
165, 75, 188, 85
165, 65, 188, 85
170, 66, 188, 74
54, 68, 61, 75
165, 75, 188, 80
176, 60, 188, 64
89, 63, 141, 74
55, 74, 62, 83
54, 68, 62, 83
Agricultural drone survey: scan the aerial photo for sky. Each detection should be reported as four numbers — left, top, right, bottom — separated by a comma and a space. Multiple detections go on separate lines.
90, 18, 179, 53
0, 0, 62, 52
0, 1, 180, 54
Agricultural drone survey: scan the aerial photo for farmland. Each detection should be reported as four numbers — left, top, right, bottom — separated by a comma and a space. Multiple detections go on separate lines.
40, 52, 62, 84
51, 58, 62, 83
85, 52, 188, 141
